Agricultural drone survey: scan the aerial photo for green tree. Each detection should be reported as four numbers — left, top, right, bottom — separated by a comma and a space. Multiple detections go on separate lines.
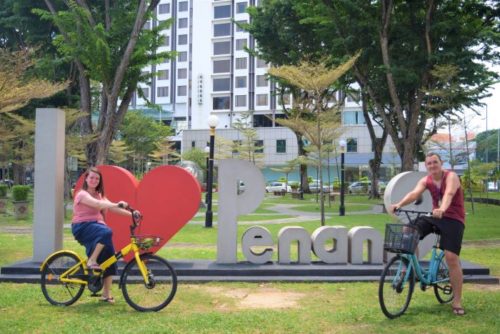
247, 0, 499, 171
34, 0, 171, 166
269, 57, 356, 225
120, 110, 172, 174
182, 148, 207, 172
232, 113, 265, 167
476, 129, 500, 165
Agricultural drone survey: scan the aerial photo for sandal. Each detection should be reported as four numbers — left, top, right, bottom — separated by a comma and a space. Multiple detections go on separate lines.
452, 307, 466, 316
100, 297, 115, 304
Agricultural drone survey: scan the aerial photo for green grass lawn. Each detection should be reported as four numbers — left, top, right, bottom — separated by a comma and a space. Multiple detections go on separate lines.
0, 194, 499, 333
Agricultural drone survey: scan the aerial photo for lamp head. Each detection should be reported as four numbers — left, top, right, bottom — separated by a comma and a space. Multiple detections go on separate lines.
339, 139, 347, 153
207, 115, 219, 128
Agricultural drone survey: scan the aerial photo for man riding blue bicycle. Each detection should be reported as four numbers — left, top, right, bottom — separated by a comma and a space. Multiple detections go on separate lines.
389, 152, 466, 316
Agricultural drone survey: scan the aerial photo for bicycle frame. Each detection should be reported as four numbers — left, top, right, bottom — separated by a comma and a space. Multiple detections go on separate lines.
40, 238, 152, 286
389, 208, 450, 289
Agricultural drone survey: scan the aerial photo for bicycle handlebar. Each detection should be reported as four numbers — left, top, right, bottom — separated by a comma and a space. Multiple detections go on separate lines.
118, 203, 143, 233
394, 208, 432, 223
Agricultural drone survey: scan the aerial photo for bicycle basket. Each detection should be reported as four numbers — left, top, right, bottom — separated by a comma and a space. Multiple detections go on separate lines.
384, 224, 420, 254
135, 235, 162, 250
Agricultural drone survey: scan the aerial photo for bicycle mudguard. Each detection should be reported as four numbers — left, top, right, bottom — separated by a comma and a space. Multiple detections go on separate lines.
40, 250, 86, 271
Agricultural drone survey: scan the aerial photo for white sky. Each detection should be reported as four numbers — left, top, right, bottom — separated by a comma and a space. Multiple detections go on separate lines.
465, 65, 500, 134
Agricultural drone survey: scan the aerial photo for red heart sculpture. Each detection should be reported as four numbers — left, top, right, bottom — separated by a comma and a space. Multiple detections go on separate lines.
74, 165, 201, 256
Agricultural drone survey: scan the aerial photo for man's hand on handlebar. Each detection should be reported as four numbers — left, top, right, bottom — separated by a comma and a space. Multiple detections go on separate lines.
389, 204, 400, 215
432, 208, 444, 219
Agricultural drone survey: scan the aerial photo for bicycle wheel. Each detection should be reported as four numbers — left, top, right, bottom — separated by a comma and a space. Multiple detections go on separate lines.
41, 251, 86, 306
121, 254, 177, 312
433, 254, 454, 303
379, 255, 415, 319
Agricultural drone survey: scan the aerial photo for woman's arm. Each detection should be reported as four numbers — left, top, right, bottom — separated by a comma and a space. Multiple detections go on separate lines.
78, 191, 128, 213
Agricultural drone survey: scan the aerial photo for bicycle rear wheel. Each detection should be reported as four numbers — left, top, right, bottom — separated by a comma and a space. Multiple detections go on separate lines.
379, 255, 415, 319
121, 254, 177, 312
433, 254, 454, 303
40, 251, 86, 306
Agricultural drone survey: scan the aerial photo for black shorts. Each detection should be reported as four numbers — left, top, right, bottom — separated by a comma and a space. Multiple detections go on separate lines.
414, 216, 465, 256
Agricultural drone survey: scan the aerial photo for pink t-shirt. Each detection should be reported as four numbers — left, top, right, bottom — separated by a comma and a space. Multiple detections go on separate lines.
72, 190, 106, 224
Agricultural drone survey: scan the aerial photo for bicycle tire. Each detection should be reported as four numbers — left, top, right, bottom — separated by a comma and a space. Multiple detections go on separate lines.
379, 255, 415, 319
121, 254, 177, 312
433, 254, 454, 304
40, 251, 86, 306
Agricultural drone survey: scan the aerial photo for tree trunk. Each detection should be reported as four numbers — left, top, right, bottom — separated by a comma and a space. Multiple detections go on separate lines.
295, 131, 310, 193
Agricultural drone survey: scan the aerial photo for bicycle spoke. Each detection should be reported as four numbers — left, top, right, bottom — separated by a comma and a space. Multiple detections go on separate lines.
379, 256, 414, 319
121, 254, 177, 312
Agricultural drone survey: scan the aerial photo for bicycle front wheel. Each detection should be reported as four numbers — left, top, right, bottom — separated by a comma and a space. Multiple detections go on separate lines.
433, 254, 454, 303
40, 251, 86, 306
121, 254, 177, 312
379, 255, 415, 319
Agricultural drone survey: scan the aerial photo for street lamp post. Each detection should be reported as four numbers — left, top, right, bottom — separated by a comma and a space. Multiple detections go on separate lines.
339, 139, 347, 216
204, 146, 210, 204
205, 115, 219, 228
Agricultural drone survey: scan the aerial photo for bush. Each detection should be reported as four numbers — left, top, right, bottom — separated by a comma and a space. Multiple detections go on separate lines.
12, 185, 30, 202
0, 184, 7, 198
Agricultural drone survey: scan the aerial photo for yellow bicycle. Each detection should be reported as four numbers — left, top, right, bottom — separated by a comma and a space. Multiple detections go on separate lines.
40, 206, 177, 312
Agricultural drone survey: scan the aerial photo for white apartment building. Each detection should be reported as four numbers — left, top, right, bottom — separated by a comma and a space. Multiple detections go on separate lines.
131, 0, 399, 182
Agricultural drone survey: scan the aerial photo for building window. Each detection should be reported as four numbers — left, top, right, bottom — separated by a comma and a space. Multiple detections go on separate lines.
214, 5, 231, 19
236, 2, 247, 14
178, 68, 187, 79
253, 114, 273, 127
347, 138, 358, 153
235, 20, 247, 32
178, 1, 188, 12
178, 18, 188, 28
214, 23, 231, 37
178, 51, 187, 62
343, 110, 366, 125
178, 34, 188, 45
162, 57, 170, 64
235, 76, 247, 88
157, 70, 169, 80
256, 58, 267, 68
143, 21, 151, 30
213, 96, 230, 110
236, 38, 247, 51
214, 41, 231, 55
159, 3, 170, 14
162, 35, 170, 47
235, 57, 247, 69
140, 87, 149, 99
213, 59, 231, 73
235, 95, 246, 107
256, 75, 268, 87
157, 86, 169, 97
191, 141, 196, 148
213, 78, 231, 91
256, 94, 268, 106
177, 85, 187, 96
276, 139, 286, 153
255, 140, 264, 153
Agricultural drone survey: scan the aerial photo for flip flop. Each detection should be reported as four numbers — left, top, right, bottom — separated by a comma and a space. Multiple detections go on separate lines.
100, 297, 115, 304
452, 307, 466, 316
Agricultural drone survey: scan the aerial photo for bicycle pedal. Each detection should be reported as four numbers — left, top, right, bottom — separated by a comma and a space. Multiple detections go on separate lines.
443, 285, 452, 295
90, 293, 102, 297
420, 284, 428, 292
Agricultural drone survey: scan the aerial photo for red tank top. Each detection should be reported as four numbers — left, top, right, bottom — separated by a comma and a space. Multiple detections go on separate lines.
425, 170, 465, 224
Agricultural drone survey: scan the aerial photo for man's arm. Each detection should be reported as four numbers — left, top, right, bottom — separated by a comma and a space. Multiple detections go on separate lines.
433, 171, 460, 218
389, 177, 427, 214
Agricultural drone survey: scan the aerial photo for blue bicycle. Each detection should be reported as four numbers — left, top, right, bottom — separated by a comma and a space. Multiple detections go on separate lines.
379, 209, 453, 319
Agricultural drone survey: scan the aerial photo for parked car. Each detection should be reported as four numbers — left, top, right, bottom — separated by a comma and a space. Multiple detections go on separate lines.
348, 181, 386, 194
266, 182, 292, 193
308, 180, 331, 193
